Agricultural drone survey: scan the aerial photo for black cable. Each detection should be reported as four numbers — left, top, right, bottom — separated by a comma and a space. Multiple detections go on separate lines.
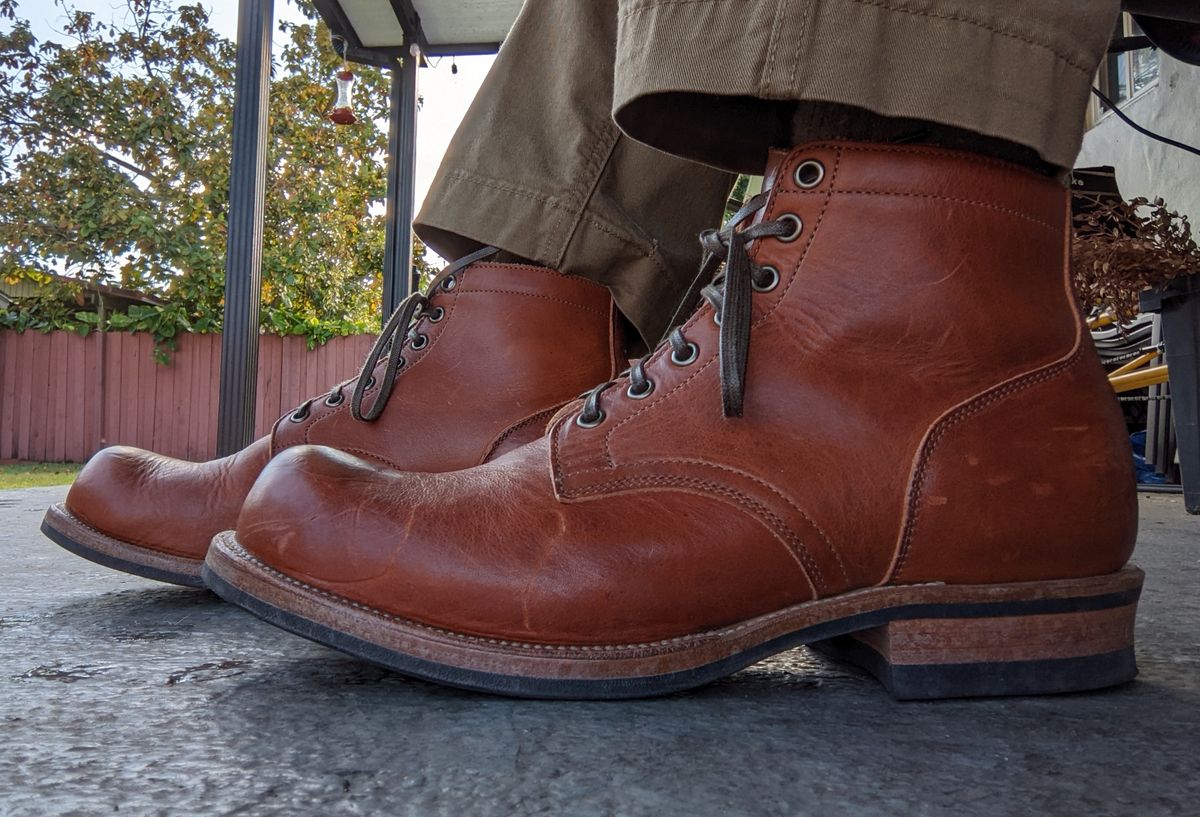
1091, 87, 1200, 157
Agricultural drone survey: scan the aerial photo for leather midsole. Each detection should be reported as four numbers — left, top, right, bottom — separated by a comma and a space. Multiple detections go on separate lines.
43, 503, 204, 577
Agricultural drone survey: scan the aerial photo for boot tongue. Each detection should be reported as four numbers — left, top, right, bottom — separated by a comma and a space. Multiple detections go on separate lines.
744, 149, 791, 229
762, 148, 791, 192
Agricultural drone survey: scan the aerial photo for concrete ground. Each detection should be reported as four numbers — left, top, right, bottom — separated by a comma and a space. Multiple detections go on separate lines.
1, 486, 1197, 817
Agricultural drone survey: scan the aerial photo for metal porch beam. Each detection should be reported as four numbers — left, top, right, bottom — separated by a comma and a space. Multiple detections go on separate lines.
215, 0, 273, 457
387, 0, 430, 52
381, 52, 420, 320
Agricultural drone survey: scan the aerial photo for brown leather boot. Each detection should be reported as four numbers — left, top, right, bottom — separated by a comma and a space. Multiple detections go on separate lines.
43, 252, 623, 587
206, 142, 1141, 700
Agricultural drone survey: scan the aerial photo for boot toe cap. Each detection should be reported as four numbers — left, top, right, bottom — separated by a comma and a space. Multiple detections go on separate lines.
66, 439, 268, 559
236, 445, 399, 584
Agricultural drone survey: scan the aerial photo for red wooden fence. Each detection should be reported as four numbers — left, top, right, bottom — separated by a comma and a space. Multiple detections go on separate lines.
0, 330, 375, 463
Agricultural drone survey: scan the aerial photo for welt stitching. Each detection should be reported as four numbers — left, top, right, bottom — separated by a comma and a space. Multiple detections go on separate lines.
844, 0, 1090, 74
63, 509, 203, 561
893, 347, 1085, 579
224, 537, 943, 654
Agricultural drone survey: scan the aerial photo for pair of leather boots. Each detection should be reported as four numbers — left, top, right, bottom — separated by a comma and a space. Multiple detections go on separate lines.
43, 143, 1143, 700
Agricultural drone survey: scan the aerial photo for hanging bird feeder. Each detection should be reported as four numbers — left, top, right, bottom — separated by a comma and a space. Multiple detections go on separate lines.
329, 67, 357, 125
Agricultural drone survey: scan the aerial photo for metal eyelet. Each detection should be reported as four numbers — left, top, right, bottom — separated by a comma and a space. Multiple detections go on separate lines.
626, 380, 654, 400
776, 214, 803, 242
427, 306, 445, 323
441, 277, 457, 291
365, 375, 377, 390
671, 343, 699, 366
712, 311, 722, 327
324, 392, 344, 407
289, 406, 309, 423
410, 334, 429, 351
575, 410, 605, 429
794, 160, 825, 189
753, 265, 780, 293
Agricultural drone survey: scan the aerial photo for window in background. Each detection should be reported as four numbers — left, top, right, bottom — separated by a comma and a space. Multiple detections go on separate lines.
1091, 13, 1161, 125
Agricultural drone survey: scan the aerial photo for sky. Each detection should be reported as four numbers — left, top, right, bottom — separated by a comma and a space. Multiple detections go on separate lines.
14, 0, 495, 219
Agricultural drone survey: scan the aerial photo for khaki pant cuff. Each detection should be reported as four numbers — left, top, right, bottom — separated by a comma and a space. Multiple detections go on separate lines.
414, 169, 577, 267
613, 0, 1105, 171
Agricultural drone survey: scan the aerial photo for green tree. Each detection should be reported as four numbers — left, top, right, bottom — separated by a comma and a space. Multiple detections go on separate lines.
0, 0, 429, 355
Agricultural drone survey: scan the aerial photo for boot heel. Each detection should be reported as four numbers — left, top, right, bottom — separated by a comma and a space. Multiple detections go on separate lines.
812, 572, 1142, 700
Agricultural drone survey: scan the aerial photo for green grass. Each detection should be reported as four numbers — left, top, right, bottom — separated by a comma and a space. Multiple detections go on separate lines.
0, 462, 81, 490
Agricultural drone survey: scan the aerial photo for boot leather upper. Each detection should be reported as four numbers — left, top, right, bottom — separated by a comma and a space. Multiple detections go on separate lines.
233, 142, 1138, 647
64, 263, 621, 559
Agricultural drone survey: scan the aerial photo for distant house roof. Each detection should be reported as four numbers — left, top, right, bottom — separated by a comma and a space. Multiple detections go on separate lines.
312, 0, 521, 63
0, 274, 165, 311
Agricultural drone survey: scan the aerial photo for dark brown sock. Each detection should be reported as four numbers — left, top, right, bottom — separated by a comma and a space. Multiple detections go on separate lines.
790, 101, 1059, 176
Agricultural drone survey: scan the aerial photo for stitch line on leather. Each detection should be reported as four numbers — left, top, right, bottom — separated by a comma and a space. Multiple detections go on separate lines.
893, 346, 1085, 580
565, 457, 850, 587
298, 287, 463, 446
484, 407, 561, 463
800, 141, 1060, 179
564, 473, 827, 595
222, 534, 924, 654
765, 147, 840, 309
470, 262, 608, 286
844, 0, 1091, 74
597, 147, 839, 467
834, 191, 1058, 232
455, 289, 610, 319
604, 355, 719, 467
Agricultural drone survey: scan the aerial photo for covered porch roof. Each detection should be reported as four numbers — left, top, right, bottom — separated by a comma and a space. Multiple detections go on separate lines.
312, 0, 523, 62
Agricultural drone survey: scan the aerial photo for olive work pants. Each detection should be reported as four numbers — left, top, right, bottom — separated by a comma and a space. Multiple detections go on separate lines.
414, 0, 1120, 344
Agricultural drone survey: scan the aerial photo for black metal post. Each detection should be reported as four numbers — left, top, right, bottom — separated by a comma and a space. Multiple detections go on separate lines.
216, 0, 273, 457
1141, 275, 1200, 514
381, 51, 419, 321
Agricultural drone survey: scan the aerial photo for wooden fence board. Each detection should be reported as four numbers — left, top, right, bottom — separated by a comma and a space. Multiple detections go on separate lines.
0, 330, 374, 462
1, 332, 16, 459
81, 332, 100, 461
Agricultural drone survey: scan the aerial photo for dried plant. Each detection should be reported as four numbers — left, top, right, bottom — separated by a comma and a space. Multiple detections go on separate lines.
1072, 197, 1200, 322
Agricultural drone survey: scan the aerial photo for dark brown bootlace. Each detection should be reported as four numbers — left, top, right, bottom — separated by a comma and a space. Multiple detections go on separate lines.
287, 246, 499, 424
578, 193, 795, 425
